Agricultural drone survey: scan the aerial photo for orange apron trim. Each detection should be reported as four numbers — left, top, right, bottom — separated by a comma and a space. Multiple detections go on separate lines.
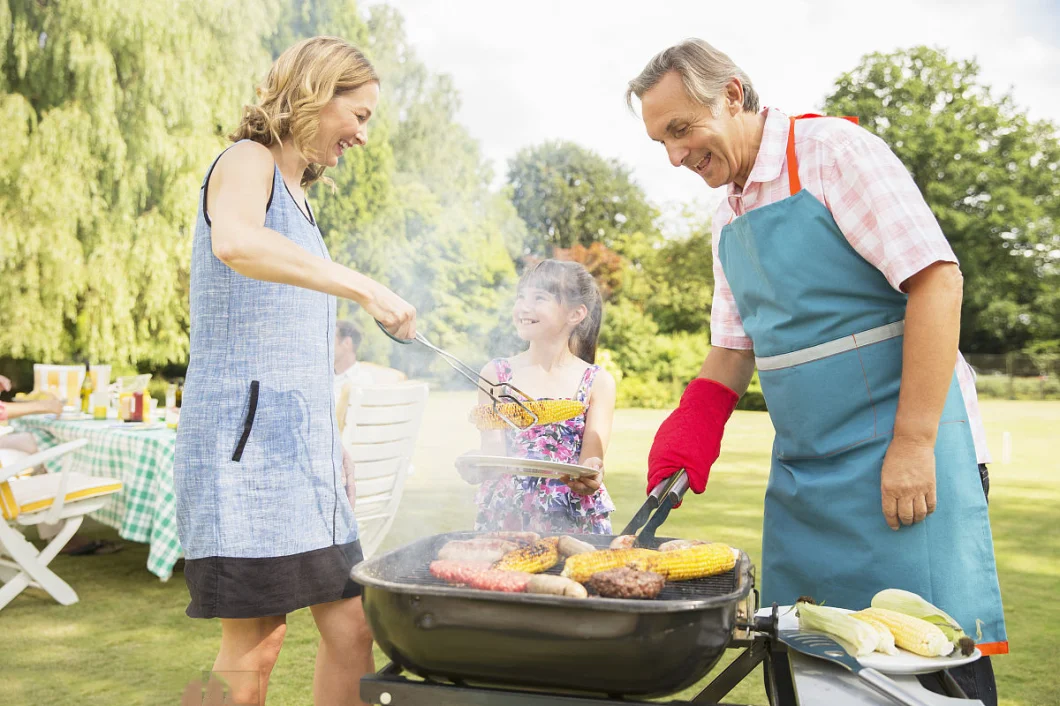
785, 114, 860, 196
976, 641, 1009, 656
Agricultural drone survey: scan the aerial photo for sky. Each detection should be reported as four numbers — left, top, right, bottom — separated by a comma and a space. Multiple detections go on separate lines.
366, 0, 1060, 227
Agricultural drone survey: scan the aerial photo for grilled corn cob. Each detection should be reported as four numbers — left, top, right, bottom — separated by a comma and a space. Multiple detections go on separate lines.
560, 548, 658, 583
855, 607, 954, 657
627, 543, 738, 581
493, 538, 560, 573
469, 400, 587, 430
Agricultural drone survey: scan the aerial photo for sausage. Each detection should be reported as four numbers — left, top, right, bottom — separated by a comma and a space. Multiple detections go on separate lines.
480, 531, 541, 545
429, 560, 531, 592
658, 539, 708, 552
437, 539, 519, 563
609, 535, 637, 550
526, 574, 589, 598
558, 535, 596, 557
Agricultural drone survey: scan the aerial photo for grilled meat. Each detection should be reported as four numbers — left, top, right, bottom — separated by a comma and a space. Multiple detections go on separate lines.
658, 539, 707, 552
557, 535, 596, 557
526, 574, 588, 598
481, 531, 541, 545
429, 560, 532, 592
609, 535, 637, 549
587, 567, 665, 599
437, 538, 520, 563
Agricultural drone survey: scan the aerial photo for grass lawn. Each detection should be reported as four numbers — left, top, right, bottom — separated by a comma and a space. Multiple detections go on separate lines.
4, 394, 1058, 705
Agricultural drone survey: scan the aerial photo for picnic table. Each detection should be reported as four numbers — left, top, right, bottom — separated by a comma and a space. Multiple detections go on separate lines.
11, 414, 182, 580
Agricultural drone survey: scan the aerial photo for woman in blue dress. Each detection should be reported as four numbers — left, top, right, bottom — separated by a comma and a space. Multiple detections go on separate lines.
174, 36, 416, 705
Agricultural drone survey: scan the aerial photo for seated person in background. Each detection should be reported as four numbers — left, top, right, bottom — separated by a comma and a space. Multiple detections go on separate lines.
334, 319, 409, 427
0, 376, 122, 555
334, 320, 378, 394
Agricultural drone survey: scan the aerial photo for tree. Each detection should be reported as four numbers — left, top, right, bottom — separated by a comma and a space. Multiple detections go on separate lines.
270, 2, 527, 378
0, 0, 277, 366
507, 141, 659, 254
823, 46, 1060, 353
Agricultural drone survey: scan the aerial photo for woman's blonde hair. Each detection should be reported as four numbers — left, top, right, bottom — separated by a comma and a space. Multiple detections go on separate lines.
230, 36, 379, 188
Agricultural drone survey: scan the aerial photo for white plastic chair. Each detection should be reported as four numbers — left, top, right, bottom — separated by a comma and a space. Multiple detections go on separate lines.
0, 438, 122, 611
339, 382, 428, 558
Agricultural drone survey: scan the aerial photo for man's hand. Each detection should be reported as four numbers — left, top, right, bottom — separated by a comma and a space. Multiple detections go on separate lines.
566, 457, 603, 496
647, 378, 739, 495
880, 437, 937, 530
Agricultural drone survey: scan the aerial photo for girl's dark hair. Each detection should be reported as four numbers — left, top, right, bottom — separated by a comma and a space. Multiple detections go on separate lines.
519, 260, 604, 363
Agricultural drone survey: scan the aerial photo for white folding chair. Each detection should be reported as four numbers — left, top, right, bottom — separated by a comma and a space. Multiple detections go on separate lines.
339, 382, 429, 558
0, 438, 122, 611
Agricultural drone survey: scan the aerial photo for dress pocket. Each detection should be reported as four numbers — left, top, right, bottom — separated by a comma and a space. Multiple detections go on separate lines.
232, 380, 259, 462
759, 348, 876, 459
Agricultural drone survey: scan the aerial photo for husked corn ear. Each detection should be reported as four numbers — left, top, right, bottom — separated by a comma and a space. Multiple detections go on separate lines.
560, 548, 658, 583
628, 543, 738, 581
469, 400, 587, 430
856, 607, 954, 657
493, 539, 560, 573
850, 613, 899, 656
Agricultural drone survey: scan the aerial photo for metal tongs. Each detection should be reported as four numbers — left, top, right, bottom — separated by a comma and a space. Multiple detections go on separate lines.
375, 320, 540, 430
619, 469, 691, 547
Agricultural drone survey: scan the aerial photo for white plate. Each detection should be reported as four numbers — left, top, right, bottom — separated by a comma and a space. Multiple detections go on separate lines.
758, 606, 982, 675
455, 454, 597, 480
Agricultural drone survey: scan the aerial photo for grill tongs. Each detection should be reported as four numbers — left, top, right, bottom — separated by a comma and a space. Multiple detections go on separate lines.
620, 469, 691, 547
375, 320, 540, 430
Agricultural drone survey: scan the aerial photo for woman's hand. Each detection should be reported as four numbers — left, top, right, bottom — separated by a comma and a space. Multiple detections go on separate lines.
362, 279, 417, 341
0, 375, 11, 392
566, 457, 603, 496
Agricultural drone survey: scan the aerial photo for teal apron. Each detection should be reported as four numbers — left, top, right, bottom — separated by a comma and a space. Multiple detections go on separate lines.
717, 115, 1007, 652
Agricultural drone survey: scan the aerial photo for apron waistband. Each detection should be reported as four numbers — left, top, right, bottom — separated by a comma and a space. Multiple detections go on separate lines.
755, 320, 905, 371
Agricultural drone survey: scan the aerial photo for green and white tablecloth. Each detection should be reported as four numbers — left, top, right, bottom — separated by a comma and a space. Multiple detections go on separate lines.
11, 415, 181, 580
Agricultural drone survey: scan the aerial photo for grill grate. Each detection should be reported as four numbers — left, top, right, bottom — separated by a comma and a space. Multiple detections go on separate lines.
379, 533, 741, 602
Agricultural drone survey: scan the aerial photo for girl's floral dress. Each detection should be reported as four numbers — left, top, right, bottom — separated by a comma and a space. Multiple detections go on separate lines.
474, 359, 615, 534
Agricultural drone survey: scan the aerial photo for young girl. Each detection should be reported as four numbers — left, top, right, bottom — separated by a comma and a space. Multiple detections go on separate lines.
466, 259, 617, 534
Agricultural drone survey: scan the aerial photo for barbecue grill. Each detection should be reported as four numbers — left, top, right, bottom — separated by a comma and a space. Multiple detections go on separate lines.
351, 530, 804, 705
353, 531, 980, 706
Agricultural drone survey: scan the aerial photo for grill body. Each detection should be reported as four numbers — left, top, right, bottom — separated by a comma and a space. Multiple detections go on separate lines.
351, 532, 755, 697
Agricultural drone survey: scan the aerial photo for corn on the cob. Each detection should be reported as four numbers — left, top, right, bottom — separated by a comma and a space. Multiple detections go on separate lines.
856, 607, 954, 657
627, 543, 738, 581
851, 613, 900, 655
797, 602, 881, 657
560, 548, 658, 583
469, 400, 586, 430
871, 588, 975, 656
493, 538, 560, 573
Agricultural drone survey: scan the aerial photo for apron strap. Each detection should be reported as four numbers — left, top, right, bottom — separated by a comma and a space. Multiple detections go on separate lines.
786, 114, 860, 196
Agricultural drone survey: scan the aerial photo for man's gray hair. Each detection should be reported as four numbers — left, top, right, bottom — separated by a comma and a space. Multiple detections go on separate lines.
626, 39, 760, 115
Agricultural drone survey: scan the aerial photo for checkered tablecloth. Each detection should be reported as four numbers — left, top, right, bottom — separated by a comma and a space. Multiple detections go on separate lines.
11, 415, 181, 581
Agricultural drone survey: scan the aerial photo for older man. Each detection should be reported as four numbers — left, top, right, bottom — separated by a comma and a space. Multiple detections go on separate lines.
627, 40, 1004, 703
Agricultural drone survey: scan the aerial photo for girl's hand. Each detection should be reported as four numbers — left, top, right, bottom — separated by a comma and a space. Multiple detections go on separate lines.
566, 457, 603, 496
363, 279, 417, 341
0, 375, 11, 392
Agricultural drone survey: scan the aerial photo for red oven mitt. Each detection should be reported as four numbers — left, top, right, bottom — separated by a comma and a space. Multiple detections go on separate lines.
647, 378, 740, 498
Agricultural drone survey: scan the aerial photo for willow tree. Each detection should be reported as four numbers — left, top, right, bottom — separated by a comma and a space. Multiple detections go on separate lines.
0, 0, 276, 366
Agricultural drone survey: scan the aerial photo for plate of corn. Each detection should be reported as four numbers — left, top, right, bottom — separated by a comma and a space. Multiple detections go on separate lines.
760, 588, 983, 674
455, 454, 598, 480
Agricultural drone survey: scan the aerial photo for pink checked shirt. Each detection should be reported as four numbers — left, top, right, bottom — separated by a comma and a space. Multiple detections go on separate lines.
711, 107, 990, 463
